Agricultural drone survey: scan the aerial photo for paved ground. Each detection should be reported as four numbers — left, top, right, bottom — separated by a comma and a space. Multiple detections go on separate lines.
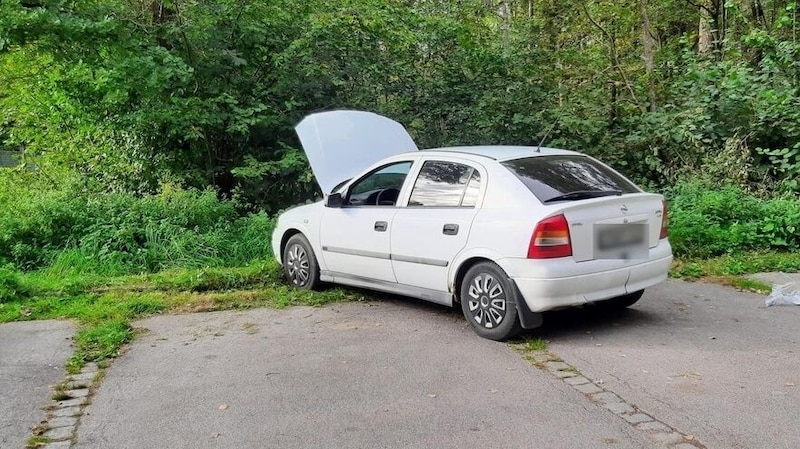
10, 276, 799, 449
0, 320, 75, 448
542, 279, 800, 449
77, 302, 654, 449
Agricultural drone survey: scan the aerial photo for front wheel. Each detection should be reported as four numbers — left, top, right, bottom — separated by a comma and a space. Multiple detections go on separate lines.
460, 262, 523, 341
282, 234, 320, 290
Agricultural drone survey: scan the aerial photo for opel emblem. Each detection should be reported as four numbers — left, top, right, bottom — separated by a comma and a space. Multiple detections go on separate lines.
620, 204, 628, 214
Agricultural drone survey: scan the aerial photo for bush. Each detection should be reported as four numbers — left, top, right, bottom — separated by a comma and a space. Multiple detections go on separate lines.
0, 267, 30, 303
0, 185, 276, 275
667, 181, 800, 257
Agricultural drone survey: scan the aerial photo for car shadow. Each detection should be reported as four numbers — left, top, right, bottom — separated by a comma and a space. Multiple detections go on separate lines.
336, 286, 664, 340
530, 306, 662, 340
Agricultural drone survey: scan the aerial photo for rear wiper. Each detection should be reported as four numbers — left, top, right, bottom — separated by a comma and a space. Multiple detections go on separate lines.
543, 190, 622, 203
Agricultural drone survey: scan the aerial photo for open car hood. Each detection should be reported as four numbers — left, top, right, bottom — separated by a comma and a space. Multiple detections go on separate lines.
295, 110, 418, 194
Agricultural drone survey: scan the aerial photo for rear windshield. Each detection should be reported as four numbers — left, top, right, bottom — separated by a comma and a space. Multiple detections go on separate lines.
502, 155, 639, 203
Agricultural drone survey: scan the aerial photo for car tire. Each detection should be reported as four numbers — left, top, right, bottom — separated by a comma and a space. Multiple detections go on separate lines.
282, 234, 320, 290
598, 289, 645, 310
460, 262, 523, 341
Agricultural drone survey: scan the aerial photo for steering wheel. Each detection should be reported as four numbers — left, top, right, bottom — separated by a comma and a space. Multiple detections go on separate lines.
376, 188, 400, 206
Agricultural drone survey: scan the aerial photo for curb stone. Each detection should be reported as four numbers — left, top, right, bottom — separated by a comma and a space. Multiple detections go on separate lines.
517, 348, 705, 449
29, 363, 101, 448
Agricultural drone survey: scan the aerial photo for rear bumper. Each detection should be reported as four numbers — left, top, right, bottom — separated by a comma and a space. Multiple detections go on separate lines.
500, 243, 672, 313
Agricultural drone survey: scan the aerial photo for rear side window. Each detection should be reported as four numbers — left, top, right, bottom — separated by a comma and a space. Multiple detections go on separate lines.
408, 161, 480, 207
503, 155, 638, 203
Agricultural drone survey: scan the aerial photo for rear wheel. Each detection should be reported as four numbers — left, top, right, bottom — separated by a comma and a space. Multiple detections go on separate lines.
597, 289, 644, 310
460, 262, 523, 341
282, 234, 320, 290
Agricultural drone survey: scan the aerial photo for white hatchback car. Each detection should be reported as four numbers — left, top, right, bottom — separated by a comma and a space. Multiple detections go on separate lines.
272, 110, 672, 340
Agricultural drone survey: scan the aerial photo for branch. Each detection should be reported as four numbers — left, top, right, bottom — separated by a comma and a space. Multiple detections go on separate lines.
228, 0, 248, 42
582, 2, 645, 113
683, 0, 715, 18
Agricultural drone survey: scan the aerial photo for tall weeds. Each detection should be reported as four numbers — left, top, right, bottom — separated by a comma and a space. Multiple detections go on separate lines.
0, 186, 275, 275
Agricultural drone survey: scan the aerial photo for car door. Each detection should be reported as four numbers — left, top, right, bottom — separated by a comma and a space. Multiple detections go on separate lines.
319, 160, 415, 283
390, 159, 484, 297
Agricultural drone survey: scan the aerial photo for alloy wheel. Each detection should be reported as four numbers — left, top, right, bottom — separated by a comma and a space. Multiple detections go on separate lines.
466, 273, 506, 329
286, 243, 310, 286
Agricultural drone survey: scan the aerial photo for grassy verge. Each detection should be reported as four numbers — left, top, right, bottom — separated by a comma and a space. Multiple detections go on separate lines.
4, 250, 798, 371
670, 251, 800, 294
0, 259, 368, 372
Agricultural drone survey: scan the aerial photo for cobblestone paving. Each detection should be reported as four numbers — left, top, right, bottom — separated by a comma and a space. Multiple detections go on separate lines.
30, 363, 100, 449
522, 348, 705, 449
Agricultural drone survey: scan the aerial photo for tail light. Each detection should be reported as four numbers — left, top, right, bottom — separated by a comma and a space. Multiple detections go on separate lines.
659, 201, 669, 239
528, 214, 572, 259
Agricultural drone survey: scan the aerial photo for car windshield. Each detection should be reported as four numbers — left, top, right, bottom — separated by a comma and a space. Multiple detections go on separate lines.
502, 155, 639, 203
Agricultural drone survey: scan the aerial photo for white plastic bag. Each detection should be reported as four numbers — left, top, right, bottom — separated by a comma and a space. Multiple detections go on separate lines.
765, 283, 800, 306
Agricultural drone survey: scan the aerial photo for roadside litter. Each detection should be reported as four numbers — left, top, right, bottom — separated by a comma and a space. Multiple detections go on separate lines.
765, 283, 800, 306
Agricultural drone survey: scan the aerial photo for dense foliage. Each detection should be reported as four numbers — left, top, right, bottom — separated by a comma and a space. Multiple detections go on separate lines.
667, 182, 800, 257
1, 0, 799, 276
0, 182, 275, 274
3, 1, 800, 202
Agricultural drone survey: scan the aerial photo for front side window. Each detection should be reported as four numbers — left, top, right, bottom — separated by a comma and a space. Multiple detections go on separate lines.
503, 155, 639, 203
346, 161, 412, 206
408, 161, 481, 207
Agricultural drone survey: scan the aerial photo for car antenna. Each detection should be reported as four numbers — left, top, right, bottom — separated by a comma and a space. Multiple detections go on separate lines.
534, 110, 564, 153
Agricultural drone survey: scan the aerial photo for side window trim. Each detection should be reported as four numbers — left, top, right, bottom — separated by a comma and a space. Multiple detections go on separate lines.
456, 167, 476, 208
407, 160, 480, 208
344, 160, 414, 208
459, 169, 481, 208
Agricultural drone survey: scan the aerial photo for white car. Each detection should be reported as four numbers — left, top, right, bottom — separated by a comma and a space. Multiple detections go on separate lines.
272, 110, 672, 340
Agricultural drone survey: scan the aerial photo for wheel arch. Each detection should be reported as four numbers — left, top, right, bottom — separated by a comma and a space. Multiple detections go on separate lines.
452, 255, 543, 331
279, 228, 303, 264
452, 256, 495, 304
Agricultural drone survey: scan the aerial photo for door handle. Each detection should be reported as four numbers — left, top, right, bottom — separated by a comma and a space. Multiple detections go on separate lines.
374, 221, 388, 232
442, 223, 459, 235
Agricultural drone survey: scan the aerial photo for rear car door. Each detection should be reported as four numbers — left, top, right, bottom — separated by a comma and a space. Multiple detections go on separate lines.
390, 159, 484, 298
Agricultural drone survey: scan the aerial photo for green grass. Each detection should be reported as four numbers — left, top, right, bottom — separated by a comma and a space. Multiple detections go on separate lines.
26, 435, 52, 448
671, 251, 800, 277
669, 251, 800, 294
665, 182, 800, 258
51, 391, 72, 401
509, 336, 548, 353
509, 337, 552, 368
0, 259, 368, 371
4, 248, 798, 372
520, 337, 548, 352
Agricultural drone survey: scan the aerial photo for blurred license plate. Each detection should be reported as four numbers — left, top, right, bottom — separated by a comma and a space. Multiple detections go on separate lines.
594, 224, 647, 259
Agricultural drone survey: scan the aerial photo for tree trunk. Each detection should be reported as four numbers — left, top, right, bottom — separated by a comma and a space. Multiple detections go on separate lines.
499, 1, 511, 48
641, 0, 657, 112
698, 8, 712, 54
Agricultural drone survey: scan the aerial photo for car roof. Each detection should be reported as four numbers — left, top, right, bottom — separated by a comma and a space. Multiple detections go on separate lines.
419, 146, 582, 162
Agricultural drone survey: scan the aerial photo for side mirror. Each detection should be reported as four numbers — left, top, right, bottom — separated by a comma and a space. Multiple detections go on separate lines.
325, 192, 344, 208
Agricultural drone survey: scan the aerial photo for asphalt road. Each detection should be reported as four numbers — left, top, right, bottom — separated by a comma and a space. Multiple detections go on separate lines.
542, 279, 800, 449
0, 320, 75, 448
76, 302, 654, 449
16, 276, 795, 449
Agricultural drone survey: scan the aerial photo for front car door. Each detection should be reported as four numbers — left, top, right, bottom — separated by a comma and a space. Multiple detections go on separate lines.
390, 159, 484, 301
319, 160, 415, 283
